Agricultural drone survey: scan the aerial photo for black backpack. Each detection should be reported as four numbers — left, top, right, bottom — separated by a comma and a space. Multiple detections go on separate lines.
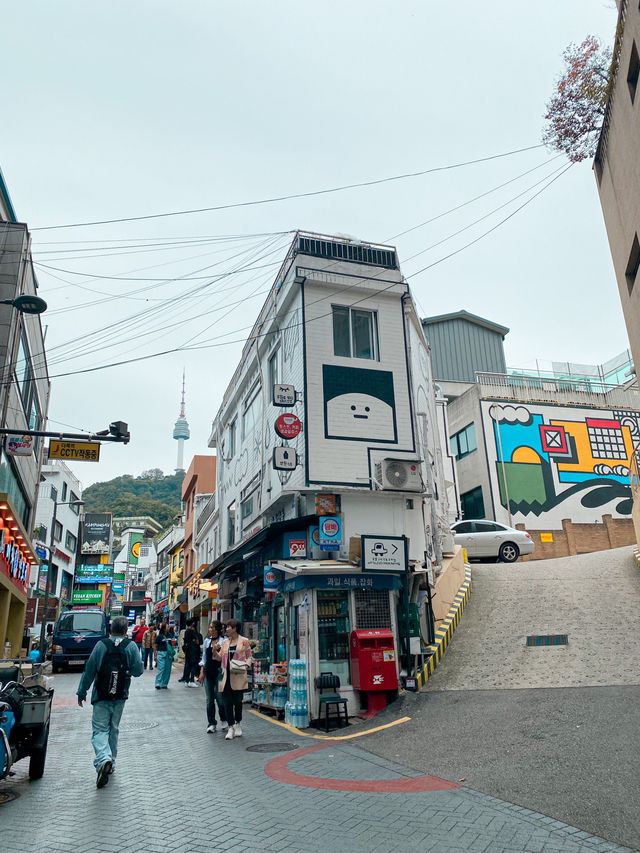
96, 638, 132, 701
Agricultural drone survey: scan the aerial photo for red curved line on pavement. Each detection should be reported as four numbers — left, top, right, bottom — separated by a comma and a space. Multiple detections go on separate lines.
264, 743, 459, 792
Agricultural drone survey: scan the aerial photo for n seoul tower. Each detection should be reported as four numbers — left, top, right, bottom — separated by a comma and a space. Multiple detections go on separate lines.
173, 370, 190, 472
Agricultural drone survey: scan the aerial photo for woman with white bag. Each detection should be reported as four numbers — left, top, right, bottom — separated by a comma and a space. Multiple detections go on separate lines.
214, 618, 253, 740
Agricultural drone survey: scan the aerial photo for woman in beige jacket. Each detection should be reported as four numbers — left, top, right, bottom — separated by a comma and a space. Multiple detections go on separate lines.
214, 618, 253, 740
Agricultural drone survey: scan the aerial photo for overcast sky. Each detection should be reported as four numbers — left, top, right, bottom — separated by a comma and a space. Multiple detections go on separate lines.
2, 1, 624, 489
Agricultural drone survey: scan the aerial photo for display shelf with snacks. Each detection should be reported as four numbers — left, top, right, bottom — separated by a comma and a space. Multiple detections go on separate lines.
251, 661, 288, 718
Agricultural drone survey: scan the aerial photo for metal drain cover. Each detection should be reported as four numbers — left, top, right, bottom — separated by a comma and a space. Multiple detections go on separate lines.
526, 634, 568, 647
246, 742, 299, 753
120, 721, 160, 732
0, 791, 19, 805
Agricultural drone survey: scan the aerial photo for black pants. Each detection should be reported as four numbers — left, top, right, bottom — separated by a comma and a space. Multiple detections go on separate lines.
222, 681, 243, 726
184, 649, 200, 683
204, 674, 226, 726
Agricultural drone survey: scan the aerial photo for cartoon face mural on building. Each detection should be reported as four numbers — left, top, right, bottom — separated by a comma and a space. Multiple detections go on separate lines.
323, 365, 397, 442
483, 402, 639, 522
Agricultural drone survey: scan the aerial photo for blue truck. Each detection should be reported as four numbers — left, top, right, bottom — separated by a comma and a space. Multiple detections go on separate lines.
51, 608, 108, 672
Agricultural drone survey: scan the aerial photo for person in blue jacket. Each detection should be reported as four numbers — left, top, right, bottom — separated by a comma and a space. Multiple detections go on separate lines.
76, 615, 143, 788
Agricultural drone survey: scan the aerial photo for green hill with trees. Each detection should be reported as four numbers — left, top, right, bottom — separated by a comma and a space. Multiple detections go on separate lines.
82, 469, 184, 530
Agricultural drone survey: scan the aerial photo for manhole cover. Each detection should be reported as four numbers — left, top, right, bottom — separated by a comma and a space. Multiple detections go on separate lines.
0, 791, 19, 805
526, 634, 568, 647
246, 743, 299, 753
119, 721, 160, 732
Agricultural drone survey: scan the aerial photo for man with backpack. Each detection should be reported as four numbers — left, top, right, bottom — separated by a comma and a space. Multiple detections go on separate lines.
77, 615, 143, 789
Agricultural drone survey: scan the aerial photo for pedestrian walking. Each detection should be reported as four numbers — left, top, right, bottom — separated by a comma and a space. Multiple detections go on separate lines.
198, 621, 227, 733
154, 623, 176, 689
131, 617, 148, 660
142, 623, 156, 670
183, 618, 202, 686
214, 618, 253, 740
76, 615, 143, 788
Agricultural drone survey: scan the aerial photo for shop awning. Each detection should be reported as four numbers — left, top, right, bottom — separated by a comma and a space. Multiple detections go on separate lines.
201, 514, 319, 579
271, 560, 359, 574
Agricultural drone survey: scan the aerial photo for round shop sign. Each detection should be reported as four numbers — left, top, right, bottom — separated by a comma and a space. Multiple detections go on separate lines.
320, 517, 339, 538
275, 414, 302, 439
265, 569, 277, 585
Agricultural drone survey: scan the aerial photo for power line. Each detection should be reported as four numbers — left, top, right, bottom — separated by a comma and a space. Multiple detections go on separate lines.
34, 162, 571, 383
14, 156, 569, 389
32, 144, 546, 231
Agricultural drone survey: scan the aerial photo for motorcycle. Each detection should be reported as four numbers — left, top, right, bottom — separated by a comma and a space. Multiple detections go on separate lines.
0, 659, 54, 781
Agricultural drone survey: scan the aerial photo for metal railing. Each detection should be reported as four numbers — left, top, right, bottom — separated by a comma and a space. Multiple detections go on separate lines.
476, 371, 640, 409
594, 0, 627, 171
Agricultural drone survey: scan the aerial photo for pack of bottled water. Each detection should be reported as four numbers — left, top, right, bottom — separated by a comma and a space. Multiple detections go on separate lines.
285, 659, 309, 728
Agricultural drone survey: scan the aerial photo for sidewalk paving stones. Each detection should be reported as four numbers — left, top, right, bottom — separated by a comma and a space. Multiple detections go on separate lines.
0, 667, 634, 852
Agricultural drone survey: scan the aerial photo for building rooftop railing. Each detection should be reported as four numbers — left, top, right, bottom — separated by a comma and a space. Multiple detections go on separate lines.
476, 371, 640, 410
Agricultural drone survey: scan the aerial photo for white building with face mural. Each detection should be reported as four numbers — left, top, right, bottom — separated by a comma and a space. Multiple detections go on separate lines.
204, 232, 461, 718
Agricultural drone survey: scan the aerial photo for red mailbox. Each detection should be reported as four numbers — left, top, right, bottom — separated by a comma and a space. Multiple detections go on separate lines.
350, 629, 398, 716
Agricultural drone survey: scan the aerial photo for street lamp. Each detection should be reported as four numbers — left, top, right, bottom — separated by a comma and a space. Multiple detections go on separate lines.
38, 498, 84, 661
0, 294, 48, 315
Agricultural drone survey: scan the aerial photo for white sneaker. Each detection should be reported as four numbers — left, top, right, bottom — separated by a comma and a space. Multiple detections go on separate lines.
225, 726, 235, 740
206, 724, 216, 733
187, 682, 199, 688
233, 724, 243, 737
220, 722, 228, 732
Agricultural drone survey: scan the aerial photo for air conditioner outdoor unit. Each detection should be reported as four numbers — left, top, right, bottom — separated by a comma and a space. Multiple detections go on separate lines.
375, 459, 423, 492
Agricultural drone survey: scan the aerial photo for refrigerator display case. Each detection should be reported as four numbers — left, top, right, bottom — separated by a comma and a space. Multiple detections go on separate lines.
317, 590, 351, 684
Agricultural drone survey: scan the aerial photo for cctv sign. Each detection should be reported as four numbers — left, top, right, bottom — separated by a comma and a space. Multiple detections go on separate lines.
361, 535, 407, 572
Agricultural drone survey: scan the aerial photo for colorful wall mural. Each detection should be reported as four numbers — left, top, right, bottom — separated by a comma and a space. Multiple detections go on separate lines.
480, 401, 640, 527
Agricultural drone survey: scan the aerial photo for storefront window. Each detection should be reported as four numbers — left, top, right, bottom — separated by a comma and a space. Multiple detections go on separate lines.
317, 590, 351, 684
0, 452, 29, 529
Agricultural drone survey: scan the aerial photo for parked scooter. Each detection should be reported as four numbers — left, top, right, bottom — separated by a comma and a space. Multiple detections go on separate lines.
0, 660, 54, 781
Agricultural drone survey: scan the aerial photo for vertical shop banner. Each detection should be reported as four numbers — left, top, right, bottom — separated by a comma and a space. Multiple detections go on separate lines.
81, 513, 112, 555
263, 566, 282, 592
128, 532, 142, 566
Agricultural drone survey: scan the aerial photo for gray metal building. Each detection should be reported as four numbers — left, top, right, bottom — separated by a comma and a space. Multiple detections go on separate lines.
421, 310, 509, 399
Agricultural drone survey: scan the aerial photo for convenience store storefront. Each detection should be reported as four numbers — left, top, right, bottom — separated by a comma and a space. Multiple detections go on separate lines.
276, 569, 403, 718
202, 521, 405, 720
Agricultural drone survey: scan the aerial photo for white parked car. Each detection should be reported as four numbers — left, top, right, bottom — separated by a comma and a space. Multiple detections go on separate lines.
451, 519, 535, 562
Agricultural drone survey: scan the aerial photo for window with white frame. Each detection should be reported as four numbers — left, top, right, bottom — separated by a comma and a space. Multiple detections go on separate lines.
227, 418, 236, 459
227, 501, 236, 547
268, 347, 280, 394
241, 383, 262, 440
332, 306, 379, 360
241, 492, 257, 524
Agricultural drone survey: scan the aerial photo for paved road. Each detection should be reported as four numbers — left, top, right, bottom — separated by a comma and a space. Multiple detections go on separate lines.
0, 663, 634, 852
365, 546, 640, 850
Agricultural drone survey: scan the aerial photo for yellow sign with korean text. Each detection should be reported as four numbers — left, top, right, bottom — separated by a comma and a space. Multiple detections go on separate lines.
540, 532, 553, 543
48, 440, 101, 462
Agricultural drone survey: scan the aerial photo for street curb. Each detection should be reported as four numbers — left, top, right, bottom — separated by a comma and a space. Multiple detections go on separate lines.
416, 564, 472, 690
